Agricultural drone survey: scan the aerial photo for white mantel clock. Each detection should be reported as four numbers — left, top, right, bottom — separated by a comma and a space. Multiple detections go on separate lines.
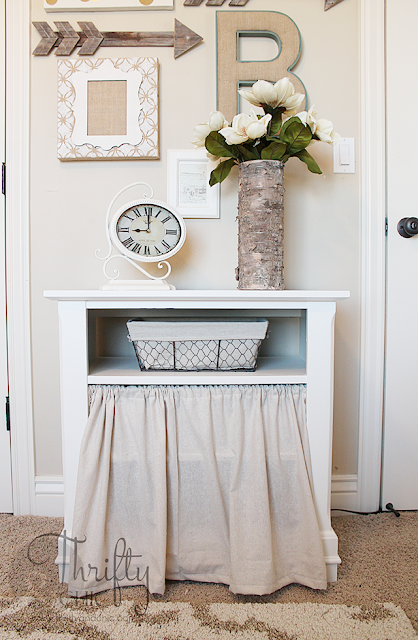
97, 182, 186, 290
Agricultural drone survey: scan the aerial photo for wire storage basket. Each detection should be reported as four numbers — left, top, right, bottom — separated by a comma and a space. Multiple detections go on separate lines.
127, 318, 269, 372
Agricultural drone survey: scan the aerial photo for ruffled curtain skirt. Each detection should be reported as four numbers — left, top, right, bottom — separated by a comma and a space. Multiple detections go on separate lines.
68, 384, 327, 596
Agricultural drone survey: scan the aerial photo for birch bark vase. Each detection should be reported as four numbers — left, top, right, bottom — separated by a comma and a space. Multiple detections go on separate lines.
236, 159, 285, 290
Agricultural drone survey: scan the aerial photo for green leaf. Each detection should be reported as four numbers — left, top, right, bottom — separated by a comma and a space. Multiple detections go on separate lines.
269, 112, 283, 136
280, 118, 312, 153
236, 144, 258, 161
279, 116, 302, 135
209, 158, 237, 185
296, 149, 322, 174
261, 141, 287, 161
205, 131, 238, 159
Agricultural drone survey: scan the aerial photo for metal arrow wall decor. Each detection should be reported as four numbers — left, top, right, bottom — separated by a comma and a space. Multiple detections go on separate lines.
32, 19, 203, 58
183, 0, 250, 6
182, 0, 347, 8
324, 0, 347, 9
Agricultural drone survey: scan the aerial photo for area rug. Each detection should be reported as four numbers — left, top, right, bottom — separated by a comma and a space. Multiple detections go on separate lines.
2, 513, 418, 638
0, 597, 416, 639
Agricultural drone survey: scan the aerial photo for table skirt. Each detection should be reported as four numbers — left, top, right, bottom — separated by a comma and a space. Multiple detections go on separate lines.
68, 384, 327, 596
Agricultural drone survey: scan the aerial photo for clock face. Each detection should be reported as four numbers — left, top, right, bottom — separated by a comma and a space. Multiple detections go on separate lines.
110, 199, 186, 263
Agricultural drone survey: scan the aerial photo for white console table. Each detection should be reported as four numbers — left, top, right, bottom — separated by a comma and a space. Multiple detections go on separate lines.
45, 289, 349, 584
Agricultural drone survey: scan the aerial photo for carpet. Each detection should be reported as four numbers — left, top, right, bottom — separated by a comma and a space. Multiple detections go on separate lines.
0, 597, 416, 639
1, 512, 418, 638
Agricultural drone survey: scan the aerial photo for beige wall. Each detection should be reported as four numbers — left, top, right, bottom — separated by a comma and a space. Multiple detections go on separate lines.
30, 0, 360, 476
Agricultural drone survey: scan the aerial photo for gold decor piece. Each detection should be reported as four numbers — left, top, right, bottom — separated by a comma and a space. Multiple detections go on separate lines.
44, 0, 174, 12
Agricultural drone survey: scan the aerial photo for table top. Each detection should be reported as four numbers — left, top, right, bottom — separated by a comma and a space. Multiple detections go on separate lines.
44, 289, 350, 303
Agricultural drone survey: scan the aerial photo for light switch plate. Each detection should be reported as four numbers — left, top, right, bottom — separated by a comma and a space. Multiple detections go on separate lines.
333, 137, 355, 173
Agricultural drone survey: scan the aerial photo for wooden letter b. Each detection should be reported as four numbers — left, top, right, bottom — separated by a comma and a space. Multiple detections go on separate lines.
217, 11, 306, 122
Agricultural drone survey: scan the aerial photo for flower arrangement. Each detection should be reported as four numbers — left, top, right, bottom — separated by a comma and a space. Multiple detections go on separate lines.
192, 78, 340, 186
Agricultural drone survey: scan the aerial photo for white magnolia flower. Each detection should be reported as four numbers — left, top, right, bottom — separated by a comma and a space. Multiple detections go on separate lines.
239, 78, 304, 115
282, 92, 305, 116
246, 114, 272, 139
295, 106, 340, 146
192, 123, 211, 147
220, 111, 272, 145
315, 118, 340, 145
296, 105, 317, 130
306, 106, 318, 130
241, 80, 278, 107
208, 111, 228, 131
192, 111, 228, 147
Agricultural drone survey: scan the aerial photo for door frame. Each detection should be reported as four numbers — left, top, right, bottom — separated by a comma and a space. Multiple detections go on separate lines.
356, 0, 386, 512
0, 0, 13, 513
6, 0, 35, 515
5, 0, 386, 515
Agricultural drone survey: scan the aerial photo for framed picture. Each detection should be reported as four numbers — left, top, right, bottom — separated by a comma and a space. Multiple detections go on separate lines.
167, 149, 220, 219
45, 0, 173, 12
57, 58, 159, 161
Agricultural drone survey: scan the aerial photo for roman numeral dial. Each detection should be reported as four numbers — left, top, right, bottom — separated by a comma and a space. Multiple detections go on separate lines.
111, 199, 186, 263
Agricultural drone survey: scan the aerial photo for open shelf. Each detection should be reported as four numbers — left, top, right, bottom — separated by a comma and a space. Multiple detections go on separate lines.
88, 355, 307, 385
87, 307, 308, 385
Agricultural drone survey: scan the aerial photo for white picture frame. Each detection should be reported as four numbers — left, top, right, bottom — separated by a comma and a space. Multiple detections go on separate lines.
57, 58, 159, 161
45, 0, 173, 12
167, 149, 220, 219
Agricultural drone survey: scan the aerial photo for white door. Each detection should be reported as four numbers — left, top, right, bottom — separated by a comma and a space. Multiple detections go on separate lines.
382, 0, 418, 510
0, 0, 12, 513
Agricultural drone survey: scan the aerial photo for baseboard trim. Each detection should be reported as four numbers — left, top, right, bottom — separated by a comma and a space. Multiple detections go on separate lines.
35, 476, 65, 517
35, 473, 360, 518
330, 474, 359, 512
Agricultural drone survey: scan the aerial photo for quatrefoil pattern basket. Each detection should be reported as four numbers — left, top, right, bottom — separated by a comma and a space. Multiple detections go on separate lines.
127, 318, 269, 371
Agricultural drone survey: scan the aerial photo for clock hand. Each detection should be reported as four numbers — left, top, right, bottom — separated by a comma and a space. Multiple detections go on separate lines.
132, 226, 149, 233
132, 222, 151, 234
